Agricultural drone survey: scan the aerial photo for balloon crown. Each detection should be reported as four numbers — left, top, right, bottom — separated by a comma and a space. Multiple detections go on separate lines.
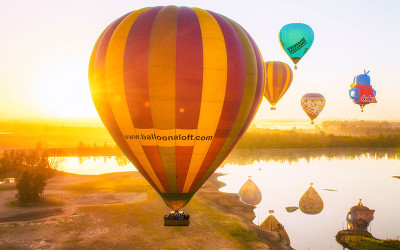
356, 69, 371, 86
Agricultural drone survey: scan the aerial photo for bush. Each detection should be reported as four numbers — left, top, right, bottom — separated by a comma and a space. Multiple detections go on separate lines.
16, 170, 47, 203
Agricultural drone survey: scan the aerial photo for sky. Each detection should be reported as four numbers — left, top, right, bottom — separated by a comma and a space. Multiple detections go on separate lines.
1, 0, 399, 121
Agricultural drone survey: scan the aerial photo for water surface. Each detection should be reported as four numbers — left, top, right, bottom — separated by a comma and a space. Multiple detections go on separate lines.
217, 152, 400, 249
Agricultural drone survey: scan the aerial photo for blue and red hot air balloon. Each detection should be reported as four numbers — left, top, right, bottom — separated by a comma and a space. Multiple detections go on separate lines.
349, 70, 377, 112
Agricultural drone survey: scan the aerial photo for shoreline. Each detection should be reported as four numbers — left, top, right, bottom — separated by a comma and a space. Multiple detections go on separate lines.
0, 171, 292, 249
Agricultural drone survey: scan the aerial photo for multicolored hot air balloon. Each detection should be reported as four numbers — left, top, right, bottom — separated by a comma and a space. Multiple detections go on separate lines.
88, 6, 265, 213
349, 70, 377, 112
279, 23, 314, 69
301, 93, 325, 124
263, 61, 293, 110
238, 176, 262, 206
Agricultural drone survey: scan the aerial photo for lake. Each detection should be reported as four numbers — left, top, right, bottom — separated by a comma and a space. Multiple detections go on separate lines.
57, 149, 400, 249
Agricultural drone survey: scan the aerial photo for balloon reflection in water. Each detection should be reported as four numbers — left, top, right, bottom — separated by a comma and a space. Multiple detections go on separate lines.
238, 176, 262, 206
299, 183, 324, 215
260, 210, 290, 246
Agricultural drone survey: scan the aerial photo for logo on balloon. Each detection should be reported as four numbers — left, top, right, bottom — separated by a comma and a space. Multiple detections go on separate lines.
287, 37, 307, 54
360, 95, 376, 103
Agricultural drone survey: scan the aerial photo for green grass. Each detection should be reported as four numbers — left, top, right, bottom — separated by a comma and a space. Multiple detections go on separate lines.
187, 196, 259, 248
341, 235, 400, 249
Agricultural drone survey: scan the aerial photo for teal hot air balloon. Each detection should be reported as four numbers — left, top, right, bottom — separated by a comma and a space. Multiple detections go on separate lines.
279, 23, 314, 69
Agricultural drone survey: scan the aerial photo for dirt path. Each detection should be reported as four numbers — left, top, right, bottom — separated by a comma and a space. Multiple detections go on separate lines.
0, 172, 292, 249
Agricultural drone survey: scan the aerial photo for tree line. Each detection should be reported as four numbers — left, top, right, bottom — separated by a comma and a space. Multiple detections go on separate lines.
236, 129, 400, 149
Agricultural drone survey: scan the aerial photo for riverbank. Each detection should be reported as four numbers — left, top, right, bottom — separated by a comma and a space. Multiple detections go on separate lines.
336, 229, 400, 249
0, 171, 292, 249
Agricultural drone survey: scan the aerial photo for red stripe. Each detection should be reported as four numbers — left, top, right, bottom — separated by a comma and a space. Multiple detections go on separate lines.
142, 145, 171, 192
175, 7, 203, 192
90, 13, 160, 191
124, 7, 162, 129
189, 11, 246, 192
175, 7, 203, 129
175, 146, 194, 192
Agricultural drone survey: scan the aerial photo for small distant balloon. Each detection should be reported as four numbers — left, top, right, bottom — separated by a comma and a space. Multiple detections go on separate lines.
349, 70, 377, 112
279, 23, 314, 69
301, 93, 325, 124
263, 61, 293, 110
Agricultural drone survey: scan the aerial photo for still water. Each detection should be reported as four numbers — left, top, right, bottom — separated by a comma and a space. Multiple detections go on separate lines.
57, 150, 400, 249
217, 151, 400, 249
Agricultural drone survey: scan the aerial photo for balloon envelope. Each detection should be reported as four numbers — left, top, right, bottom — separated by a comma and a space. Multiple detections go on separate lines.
263, 61, 293, 110
301, 93, 325, 123
279, 23, 314, 68
88, 6, 265, 210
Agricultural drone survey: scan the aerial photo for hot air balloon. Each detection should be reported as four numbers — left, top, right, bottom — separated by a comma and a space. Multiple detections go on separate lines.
279, 23, 314, 69
299, 183, 324, 215
301, 93, 325, 124
349, 70, 377, 112
88, 6, 265, 218
238, 176, 262, 206
260, 210, 290, 246
264, 61, 293, 110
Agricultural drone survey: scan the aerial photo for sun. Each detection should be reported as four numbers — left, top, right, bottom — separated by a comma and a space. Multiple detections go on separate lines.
37, 60, 97, 118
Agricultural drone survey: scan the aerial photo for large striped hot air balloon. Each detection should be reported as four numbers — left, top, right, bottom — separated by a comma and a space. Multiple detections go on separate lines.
264, 61, 293, 110
88, 6, 265, 212
301, 93, 325, 124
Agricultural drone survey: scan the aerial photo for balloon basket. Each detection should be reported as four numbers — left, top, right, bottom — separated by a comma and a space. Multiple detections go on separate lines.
164, 211, 190, 226
270, 106, 276, 110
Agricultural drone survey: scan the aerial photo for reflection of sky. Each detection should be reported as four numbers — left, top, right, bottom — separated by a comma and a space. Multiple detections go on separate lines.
217, 155, 400, 250
57, 157, 137, 175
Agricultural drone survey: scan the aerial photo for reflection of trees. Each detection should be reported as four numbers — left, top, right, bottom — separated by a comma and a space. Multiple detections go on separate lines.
223, 149, 400, 165
115, 156, 129, 167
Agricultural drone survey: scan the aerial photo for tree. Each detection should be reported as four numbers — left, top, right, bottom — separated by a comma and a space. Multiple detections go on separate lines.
16, 170, 47, 203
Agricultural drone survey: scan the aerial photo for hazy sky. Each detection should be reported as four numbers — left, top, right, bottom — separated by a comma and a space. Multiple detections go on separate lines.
1, 0, 399, 121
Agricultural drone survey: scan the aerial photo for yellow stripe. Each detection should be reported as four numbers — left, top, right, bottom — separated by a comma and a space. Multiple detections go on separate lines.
267, 62, 275, 104
148, 6, 178, 192
183, 8, 227, 192
104, 8, 165, 193
276, 63, 292, 101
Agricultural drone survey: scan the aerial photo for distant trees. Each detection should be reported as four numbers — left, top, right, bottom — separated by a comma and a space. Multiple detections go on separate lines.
236, 128, 400, 149
0, 148, 63, 204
